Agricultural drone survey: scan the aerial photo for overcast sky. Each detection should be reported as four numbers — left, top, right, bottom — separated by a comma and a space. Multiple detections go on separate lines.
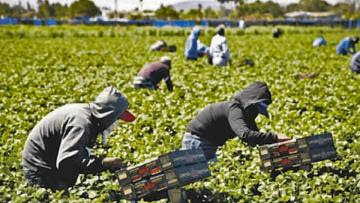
0, 0, 342, 11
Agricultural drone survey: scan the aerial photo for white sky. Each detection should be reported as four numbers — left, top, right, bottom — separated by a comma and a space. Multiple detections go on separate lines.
0, 0, 343, 11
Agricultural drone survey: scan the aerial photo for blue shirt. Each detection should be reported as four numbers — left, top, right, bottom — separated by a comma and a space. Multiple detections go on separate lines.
184, 28, 200, 59
336, 37, 356, 55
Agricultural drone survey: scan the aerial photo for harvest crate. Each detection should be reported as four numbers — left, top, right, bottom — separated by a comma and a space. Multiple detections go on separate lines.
116, 149, 206, 187
259, 133, 337, 171
118, 162, 211, 200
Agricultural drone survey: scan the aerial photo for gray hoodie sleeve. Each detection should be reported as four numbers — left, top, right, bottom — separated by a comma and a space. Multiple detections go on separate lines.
228, 104, 277, 146
56, 125, 106, 174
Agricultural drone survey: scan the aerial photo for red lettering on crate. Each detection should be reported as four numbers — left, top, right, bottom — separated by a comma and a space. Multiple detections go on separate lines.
145, 181, 155, 191
281, 159, 291, 166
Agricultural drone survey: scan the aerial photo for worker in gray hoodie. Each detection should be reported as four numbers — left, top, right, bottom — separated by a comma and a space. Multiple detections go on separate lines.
182, 82, 289, 160
22, 86, 135, 190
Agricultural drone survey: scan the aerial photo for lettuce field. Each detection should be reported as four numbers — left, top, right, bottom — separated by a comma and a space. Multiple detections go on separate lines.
0, 26, 359, 202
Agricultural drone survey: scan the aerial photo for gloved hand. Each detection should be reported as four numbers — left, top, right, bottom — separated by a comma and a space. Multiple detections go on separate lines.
102, 157, 124, 171
277, 134, 291, 143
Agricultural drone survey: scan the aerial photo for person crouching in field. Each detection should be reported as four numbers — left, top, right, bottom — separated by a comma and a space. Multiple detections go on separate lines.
149, 40, 177, 52
350, 51, 360, 74
184, 26, 202, 60
22, 87, 135, 190
133, 56, 173, 92
182, 81, 289, 161
313, 36, 326, 47
209, 24, 231, 67
336, 36, 359, 55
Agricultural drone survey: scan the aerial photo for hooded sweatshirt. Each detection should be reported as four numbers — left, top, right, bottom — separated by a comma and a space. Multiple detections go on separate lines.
184, 27, 200, 59
186, 82, 277, 146
22, 86, 128, 187
350, 51, 360, 73
336, 37, 357, 55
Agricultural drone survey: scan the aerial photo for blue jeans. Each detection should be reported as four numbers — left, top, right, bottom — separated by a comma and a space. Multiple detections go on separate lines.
182, 132, 218, 161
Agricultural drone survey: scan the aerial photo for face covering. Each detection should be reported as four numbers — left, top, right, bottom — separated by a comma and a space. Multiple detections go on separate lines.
102, 121, 118, 146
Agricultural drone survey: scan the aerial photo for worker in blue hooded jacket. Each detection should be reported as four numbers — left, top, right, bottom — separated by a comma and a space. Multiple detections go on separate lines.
336, 36, 359, 55
184, 26, 202, 60
313, 36, 326, 47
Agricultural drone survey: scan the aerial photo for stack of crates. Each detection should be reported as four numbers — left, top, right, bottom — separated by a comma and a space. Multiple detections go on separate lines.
258, 133, 337, 172
115, 149, 211, 200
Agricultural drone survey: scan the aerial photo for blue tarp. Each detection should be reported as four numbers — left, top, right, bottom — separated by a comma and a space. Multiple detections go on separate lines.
46, 19, 57, 26
34, 19, 42, 26
0, 18, 17, 25
153, 20, 195, 28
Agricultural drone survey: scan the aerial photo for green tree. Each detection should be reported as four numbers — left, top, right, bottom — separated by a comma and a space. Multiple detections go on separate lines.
52, 3, 69, 19
298, 0, 330, 12
204, 7, 218, 19
69, 0, 101, 18
154, 5, 179, 20
234, 0, 283, 19
286, 3, 301, 12
0, 3, 13, 17
38, 0, 55, 18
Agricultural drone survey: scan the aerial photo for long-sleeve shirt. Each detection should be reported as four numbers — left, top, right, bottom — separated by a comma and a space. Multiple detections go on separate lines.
186, 82, 277, 146
350, 51, 360, 73
336, 37, 357, 55
22, 87, 129, 188
210, 34, 230, 66
137, 62, 173, 91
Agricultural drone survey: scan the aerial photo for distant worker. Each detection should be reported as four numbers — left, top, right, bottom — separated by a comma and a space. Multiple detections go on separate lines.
184, 26, 202, 60
336, 36, 359, 55
209, 24, 231, 67
182, 81, 290, 161
133, 56, 173, 91
313, 36, 326, 47
149, 40, 176, 52
272, 27, 282, 38
349, 51, 360, 74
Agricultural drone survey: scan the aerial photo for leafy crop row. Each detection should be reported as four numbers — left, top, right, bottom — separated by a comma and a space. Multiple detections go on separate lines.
0, 26, 359, 202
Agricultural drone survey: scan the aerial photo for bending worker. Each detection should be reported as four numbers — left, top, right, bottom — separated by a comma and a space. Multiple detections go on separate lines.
336, 36, 359, 55
182, 81, 289, 160
22, 87, 136, 190
133, 56, 173, 92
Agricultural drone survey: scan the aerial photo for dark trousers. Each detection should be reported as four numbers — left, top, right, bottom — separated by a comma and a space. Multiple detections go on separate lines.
24, 168, 72, 191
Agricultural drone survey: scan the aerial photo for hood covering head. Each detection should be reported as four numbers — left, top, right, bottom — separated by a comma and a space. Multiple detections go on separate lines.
160, 56, 171, 67
216, 24, 225, 36
191, 26, 201, 38
233, 81, 272, 110
90, 86, 134, 131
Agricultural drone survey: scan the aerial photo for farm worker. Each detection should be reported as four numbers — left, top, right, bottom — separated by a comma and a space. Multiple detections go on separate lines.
272, 27, 282, 38
150, 40, 167, 51
182, 81, 289, 161
209, 24, 231, 67
22, 87, 136, 190
149, 40, 177, 52
349, 51, 360, 74
313, 36, 326, 47
336, 36, 359, 55
184, 26, 202, 60
133, 56, 173, 91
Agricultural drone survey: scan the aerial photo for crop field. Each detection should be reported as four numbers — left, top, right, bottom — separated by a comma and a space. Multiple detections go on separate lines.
0, 25, 359, 202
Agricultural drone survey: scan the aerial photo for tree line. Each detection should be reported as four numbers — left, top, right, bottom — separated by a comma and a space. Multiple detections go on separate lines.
0, 0, 359, 20
0, 0, 100, 19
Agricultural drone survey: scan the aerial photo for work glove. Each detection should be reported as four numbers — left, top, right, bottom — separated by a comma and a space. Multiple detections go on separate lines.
277, 134, 291, 143
102, 157, 125, 172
